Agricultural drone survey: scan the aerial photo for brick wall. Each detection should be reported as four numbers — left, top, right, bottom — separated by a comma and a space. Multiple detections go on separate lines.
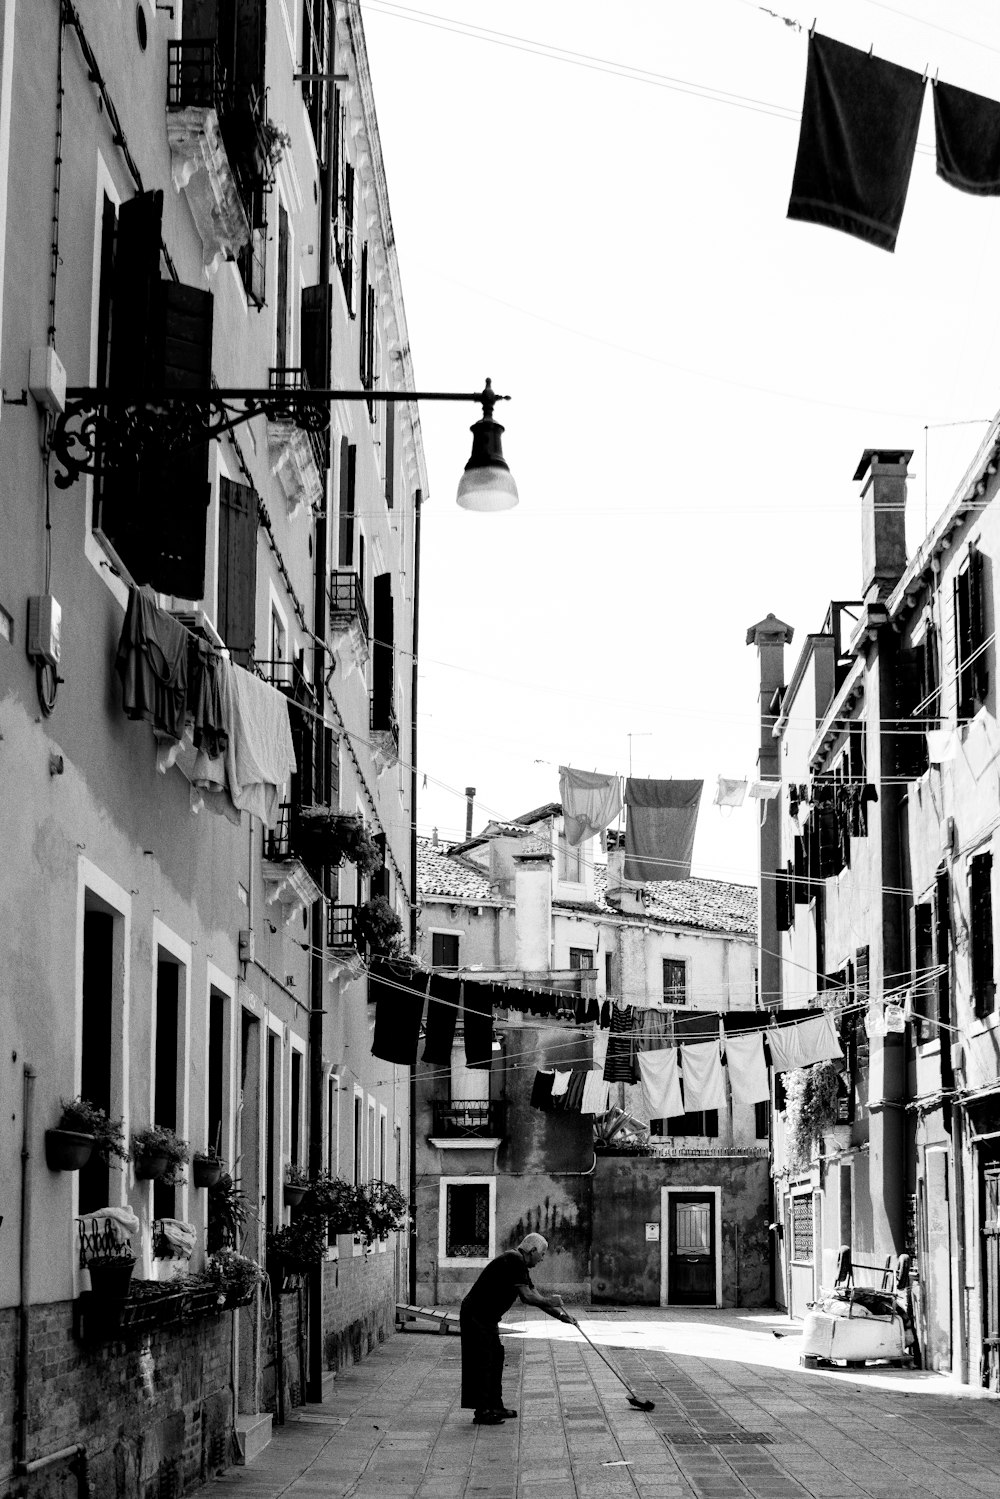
321, 1249, 396, 1372
0, 1301, 233, 1499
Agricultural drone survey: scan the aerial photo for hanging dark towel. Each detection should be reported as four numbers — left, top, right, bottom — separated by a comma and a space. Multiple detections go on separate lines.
599, 1001, 611, 1030
423, 973, 460, 1064
603, 1004, 636, 1082
574, 992, 588, 1024
562, 1071, 587, 1113
934, 80, 1000, 195
787, 32, 925, 253
463, 982, 494, 1070
371, 968, 424, 1065
530, 1070, 555, 1111
624, 778, 703, 883
586, 996, 600, 1024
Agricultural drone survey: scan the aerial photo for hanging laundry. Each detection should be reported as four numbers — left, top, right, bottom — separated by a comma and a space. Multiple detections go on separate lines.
599, 1001, 612, 1029
638, 1047, 685, 1119
223, 662, 297, 827
766, 1011, 843, 1073
624, 778, 703, 883
624, 1081, 653, 1128
680, 1040, 727, 1111
714, 777, 747, 809
371, 967, 425, 1064
934, 80, 1000, 195
463, 982, 494, 1070
603, 1004, 637, 1082
529, 1070, 555, 1111
581, 1072, 611, 1115
747, 780, 781, 800
558, 1071, 587, 1113
551, 1069, 572, 1098
787, 32, 925, 252
635, 1007, 671, 1054
926, 728, 958, 763
592, 1027, 610, 1074
115, 585, 189, 742
722, 1029, 771, 1105
559, 766, 623, 846
423, 973, 460, 1063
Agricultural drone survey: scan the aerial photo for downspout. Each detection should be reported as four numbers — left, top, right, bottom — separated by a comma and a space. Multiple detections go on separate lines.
16, 1065, 36, 1473
952, 1096, 969, 1383
305, 38, 337, 1401
408, 487, 422, 1305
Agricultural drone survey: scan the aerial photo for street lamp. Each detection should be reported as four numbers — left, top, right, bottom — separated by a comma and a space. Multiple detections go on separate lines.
51, 377, 518, 510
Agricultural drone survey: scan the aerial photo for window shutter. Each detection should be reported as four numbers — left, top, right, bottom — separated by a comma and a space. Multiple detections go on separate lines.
342, 162, 356, 313
793, 835, 810, 903
972, 851, 995, 1015
359, 244, 368, 383
956, 567, 975, 719
372, 574, 394, 728
971, 545, 989, 705
217, 477, 258, 664
276, 205, 290, 369
775, 867, 792, 932
384, 402, 395, 509
300, 283, 332, 390
109, 190, 163, 394
339, 443, 356, 565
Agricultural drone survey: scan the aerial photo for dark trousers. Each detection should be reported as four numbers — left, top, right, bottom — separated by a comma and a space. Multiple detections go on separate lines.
460, 1311, 504, 1410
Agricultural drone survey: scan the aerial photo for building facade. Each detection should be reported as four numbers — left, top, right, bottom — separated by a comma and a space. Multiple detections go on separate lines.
749, 433, 1000, 1389
0, 3, 423, 1493
413, 807, 769, 1310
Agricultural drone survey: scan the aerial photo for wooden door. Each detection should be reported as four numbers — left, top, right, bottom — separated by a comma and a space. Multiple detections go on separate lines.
668, 1195, 715, 1305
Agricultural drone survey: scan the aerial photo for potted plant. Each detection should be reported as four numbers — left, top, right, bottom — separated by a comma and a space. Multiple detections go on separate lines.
267, 1216, 328, 1274
356, 1180, 407, 1248
46, 1097, 128, 1172
131, 1123, 190, 1184
85, 1249, 136, 1328
356, 895, 405, 957
207, 1172, 250, 1254
305, 1172, 362, 1235
258, 118, 292, 180
192, 1146, 224, 1189
283, 1162, 310, 1208
295, 811, 384, 876
206, 1248, 265, 1309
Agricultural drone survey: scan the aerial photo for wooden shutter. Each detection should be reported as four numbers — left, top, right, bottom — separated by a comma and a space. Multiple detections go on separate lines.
217, 477, 258, 664
339, 442, 356, 565
971, 851, 995, 1016
109, 190, 163, 394
276, 205, 289, 369
956, 566, 975, 719
971, 545, 989, 705
384, 402, 395, 509
911, 901, 934, 1038
775, 867, 792, 932
300, 283, 332, 390
359, 244, 368, 382
342, 162, 356, 312
372, 573, 394, 728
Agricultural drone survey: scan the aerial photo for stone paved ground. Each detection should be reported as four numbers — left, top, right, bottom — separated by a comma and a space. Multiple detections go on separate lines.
207, 1308, 1000, 1499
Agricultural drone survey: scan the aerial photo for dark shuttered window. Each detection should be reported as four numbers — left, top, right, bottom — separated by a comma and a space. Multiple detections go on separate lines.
955, 544, 989, 721
217, 477, 258, 665
372, 573, 394, 731
971, 850, 995, 1018
339, 441, 356, 566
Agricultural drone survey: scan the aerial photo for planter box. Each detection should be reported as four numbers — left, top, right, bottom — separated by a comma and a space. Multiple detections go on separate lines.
45, 1128, 95, 1171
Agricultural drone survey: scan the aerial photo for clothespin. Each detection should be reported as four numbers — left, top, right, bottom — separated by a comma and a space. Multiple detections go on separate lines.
809, 17, 816, 38
868, 43, 874, 58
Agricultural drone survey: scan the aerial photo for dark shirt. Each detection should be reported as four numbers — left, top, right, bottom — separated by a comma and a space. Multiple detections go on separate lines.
461, 1250, 533, 1325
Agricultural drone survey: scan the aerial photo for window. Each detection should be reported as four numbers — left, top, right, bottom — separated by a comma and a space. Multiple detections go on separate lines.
971, 850, 995, 1018
663, 958, 687, 1005
326, 1075, 339, 1178
353, 1091, 364, 1184
207, 988, 229, 1168
605, 951, 619, 998
217, 477, 258, 665
266, 1030, 279, 1230
275, 203, 290, 369
290, 1049, 303, 1169
755, 1099, 770, 1140
652, 1110, 719, 1138
341, 161, 356, 313
338, 442, 356, 566
558, 833, 583, 883
570, 947, 593, 993
301, 1, 334, 152
372, 573, 395, 733
791, 1192, 814, 1260
379, 1110, 387, 1182
911, 899, 934, 1039
153, 951, 182, 1221
79, 902, 118, 1216
432, 932, 460, 969
955, 543, 989, 721
270, 606, 287, 674
384, 403, 395, 509
445, 1182, 490, 1258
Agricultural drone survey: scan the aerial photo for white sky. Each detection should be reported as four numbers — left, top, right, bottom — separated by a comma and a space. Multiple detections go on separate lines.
361, 0, 1000, 883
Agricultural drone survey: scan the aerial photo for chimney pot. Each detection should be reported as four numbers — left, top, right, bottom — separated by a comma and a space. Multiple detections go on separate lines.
854, 448, 912, 598
465, 787, 476, 841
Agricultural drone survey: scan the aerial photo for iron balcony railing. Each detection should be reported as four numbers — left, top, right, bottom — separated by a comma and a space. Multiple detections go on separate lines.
329, 569, 369, 644
369, 692, 399, 749
167, 38, 226, 115
431, 1100, 507, 1138
269, 366, 329, 473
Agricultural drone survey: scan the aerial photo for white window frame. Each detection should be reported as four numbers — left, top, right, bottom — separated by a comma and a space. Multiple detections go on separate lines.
438, 1175, 496, 1268
148, 920, 193, 1276
204, 961, 237, 1240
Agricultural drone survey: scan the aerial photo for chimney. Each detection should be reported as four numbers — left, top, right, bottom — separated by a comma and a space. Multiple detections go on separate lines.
854, 449, 912, 600
513, 841, 552, 972
746, 613, 794, 1011
465, 787, 476, 841
431, 827, 438, 849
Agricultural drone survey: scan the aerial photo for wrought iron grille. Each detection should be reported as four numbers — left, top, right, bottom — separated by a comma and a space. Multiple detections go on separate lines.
328, 903, 359, 950
445, 1181, 490, 1258
167, 39, 225, 114
269, 367, 328, 473
329, 569, 369, 643
431, 1100, 506, 1138
78, 1218, 132, 1269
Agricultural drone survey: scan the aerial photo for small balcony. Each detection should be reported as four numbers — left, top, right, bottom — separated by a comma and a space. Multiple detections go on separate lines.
266, 368, 328, 516
327, 903, 365, 978
261, 803, 322, 924
165, 40, 250, 270
431, 1100, 507, 1139
329, 570, 370, 670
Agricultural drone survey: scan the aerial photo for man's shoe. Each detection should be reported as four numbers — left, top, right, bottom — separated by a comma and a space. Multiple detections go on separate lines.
472, 1410, 505, 1425
499, 1408, 517, 1419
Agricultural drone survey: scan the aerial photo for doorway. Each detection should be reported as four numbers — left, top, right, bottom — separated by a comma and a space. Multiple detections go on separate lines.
661, 1189, 720, 1306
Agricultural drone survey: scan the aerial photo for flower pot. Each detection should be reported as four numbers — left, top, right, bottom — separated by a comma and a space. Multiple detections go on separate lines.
45, 1127, 95, 1172
283, 1183, 307, 1208
87, 1255, 135, 1299
193, 1157, 223, 1189
135, 1152, 170, 1181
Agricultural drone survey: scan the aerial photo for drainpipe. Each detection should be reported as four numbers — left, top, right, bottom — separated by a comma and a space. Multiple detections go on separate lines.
408, 487, 422, 1305
16, 1065, 35, 1473
952, 1096, 969, 1383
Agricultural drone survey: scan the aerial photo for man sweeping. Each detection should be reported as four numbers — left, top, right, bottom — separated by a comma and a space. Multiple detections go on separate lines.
460, 1232, 576, 1425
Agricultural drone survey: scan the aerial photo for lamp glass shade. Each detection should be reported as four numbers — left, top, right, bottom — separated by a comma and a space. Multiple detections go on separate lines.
456, 465, 519, 511
456, 411, 519, 511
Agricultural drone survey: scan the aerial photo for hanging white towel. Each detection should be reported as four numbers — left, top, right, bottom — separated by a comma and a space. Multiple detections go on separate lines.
747, 780, 781, 800
581, 1072, 611, 1115
624, 1082, 653, 1127
714, 777, 747, 808
551, 1069, 571, 1097
591, 1028, 610, 1073
766, 1012, 843, 1073
680, 1040, 727, 1111
723, 1030, 771, 1104
638, 1047, 685, 1119
926, 729, 958, 763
